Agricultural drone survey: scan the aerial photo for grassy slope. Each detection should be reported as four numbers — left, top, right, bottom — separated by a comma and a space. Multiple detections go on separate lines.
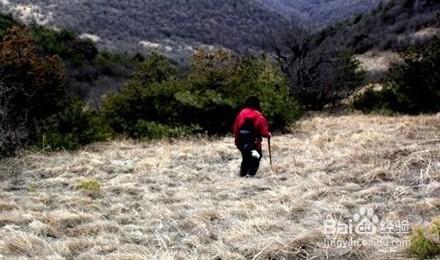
0, 114, 439, 259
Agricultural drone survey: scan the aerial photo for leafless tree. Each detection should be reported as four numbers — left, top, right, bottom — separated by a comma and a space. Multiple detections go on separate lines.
263, 20, 365, 110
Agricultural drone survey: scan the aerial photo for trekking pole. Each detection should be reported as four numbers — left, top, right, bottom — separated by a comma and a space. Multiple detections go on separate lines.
268, 137, 273, 170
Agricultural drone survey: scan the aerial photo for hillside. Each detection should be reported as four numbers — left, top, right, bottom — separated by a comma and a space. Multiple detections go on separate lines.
0, 0, 290, 56
0, 114, 439, 259
0, 12, 141, 106
0, 0, 384, 56
266, 0, 440, 109
260, 0, 381, 26
316, 0, 440, 78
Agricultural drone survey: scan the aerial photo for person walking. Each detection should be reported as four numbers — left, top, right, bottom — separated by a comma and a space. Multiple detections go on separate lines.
233, 96, 271, 177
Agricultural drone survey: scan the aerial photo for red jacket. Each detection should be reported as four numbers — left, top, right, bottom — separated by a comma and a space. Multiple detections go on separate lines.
233, 108, 270, 150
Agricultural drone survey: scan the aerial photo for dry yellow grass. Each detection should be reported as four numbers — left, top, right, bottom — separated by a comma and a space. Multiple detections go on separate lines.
0, 114, 439, 259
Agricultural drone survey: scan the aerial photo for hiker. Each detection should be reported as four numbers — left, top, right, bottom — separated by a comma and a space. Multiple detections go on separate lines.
233, 96, 271, 177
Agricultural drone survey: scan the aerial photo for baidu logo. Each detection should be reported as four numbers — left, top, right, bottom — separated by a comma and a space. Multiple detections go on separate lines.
322, 207, 410, 248
324, 207, 409, 236
353, 207, 380, 235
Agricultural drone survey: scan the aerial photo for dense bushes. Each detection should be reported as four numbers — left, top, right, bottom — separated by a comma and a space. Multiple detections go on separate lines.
29, 25, 137, 104
184, 49, 300, 133
353, 87, 396, 114
37, 100, 109, 151
0, 27, 67, 122
0, 27, 108, 157
0, 27, 67, 156
103, 49, 301, 138
354, 37, 440, 114
131, 121, 194, 140
31, 26, 98, 66
0, 12, 138, 105
0, 13, 17, 37
0, 24, 301, 157
102, 53, 181, 136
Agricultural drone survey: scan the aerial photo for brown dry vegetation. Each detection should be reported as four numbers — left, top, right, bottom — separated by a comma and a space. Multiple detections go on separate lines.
0, 114, 439, 259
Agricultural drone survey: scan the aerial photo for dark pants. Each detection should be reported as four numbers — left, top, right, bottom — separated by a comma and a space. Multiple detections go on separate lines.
240, 149, 262, 177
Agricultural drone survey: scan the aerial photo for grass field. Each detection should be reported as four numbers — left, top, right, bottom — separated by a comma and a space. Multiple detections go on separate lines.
0, 114, 439, 259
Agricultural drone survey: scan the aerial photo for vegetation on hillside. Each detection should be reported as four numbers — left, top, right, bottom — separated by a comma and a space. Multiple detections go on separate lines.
0, 13, 139, 106
354, 36, 440, 114
307, 0, 440, 54
1, 0, 439, 157
0, 0, 292, 54
0, 2, 440, 258
260, 0, 380, 26
0, 27, 66, 156
267, 0, 439, 110
0, 20, 301, 157
30, 26, 138, 106
0, 0, 382, 56
102, 49, 301, 138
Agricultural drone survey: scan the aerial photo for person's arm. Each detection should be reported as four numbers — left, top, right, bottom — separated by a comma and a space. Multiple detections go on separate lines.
256, 114, 271, 138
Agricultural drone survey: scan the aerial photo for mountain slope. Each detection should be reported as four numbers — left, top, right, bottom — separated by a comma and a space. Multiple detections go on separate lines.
320, 0, 440, 77
0, 0, 383, 55
260, 0, 382, 26
0, 0, 290, 55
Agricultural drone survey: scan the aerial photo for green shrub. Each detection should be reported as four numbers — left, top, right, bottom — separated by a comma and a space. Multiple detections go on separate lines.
0, 27, 67, 157
76, 178, 102, 198
37, 100, 110, 151
354, 37, 440, 114
409, 218, 440, 259
103, 50, 301, 137
0, 27, 67, 122
102, 53, 182, 135
0, 13, 18, 38
131, 121, 195, 139
386, 37, 440, 114
353, 87, 397, 114
93, 51, 134, 77
185, 49, 302, 133
31, 27, 98, 66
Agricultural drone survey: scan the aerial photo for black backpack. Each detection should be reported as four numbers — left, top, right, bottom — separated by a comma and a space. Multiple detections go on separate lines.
237, 119, 257, 152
